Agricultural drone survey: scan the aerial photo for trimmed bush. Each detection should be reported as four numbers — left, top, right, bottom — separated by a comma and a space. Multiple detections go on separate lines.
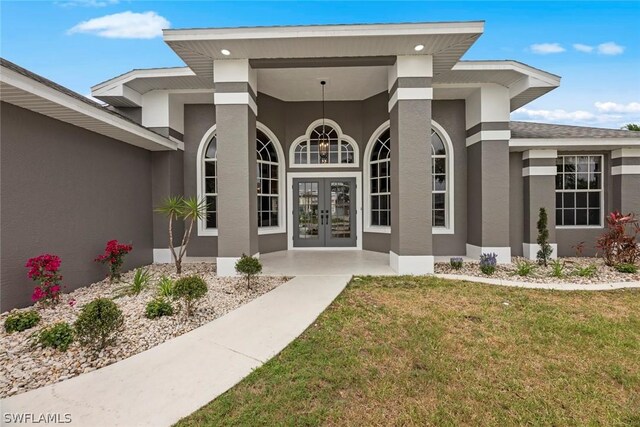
479, 253, 497, 275
4, 310, 41, 333
449, 257, 464, 270
235, 254, 263, 290
38, 322, 74, 351
173, 276, 208, 316
615, 263, 638, 274
74, 298, 124, 350
145, 298, 174, 319
536, 208, 553, 266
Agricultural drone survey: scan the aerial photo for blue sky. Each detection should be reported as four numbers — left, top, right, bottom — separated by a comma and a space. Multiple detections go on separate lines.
1, 1, 639, 128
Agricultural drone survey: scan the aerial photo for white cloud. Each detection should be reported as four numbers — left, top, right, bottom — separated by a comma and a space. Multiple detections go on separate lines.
68, 11, 170, 39
573, 43, 594, 53
594, 101, 640, 113
530, 43, 566, 54
57, 0, 119, 7
597, 42, 625, 55
513, 107, 595, 122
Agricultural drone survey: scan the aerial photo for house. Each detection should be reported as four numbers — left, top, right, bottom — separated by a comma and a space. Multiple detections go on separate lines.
1, 21, 639, 310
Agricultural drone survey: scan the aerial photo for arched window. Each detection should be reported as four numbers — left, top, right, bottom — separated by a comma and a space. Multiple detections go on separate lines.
290, 119, 359, 167
364, 121, 454, 233
197, 124, 285, 236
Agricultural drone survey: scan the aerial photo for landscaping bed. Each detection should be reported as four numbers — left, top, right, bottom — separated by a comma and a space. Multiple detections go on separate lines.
0, 263, 288, 398
435, 257, 640, 284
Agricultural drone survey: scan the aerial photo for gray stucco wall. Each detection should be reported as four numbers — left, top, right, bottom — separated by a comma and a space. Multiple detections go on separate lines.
1, 102, 153, 311
509, 153, 525, 256
151, 150, 184, 248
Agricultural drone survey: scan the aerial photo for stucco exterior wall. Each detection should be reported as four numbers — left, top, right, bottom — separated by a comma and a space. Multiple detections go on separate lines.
0, 102, 153, 311
509, 153, 525, 256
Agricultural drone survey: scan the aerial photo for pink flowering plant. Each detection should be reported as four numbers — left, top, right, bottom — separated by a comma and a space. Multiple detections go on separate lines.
25, 254, 63, 305
95, 240, 133, 282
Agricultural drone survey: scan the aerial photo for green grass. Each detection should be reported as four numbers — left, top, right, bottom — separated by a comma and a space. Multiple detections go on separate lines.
177, 276, 640, 426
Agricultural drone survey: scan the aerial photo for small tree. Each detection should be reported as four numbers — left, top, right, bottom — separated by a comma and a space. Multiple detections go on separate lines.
155, 196, 207, 274
173, 276, 208, 316
235, 254, 262, 290
74, 298, 124, 350
536, 208, 553, 266
621, 123, 640, 131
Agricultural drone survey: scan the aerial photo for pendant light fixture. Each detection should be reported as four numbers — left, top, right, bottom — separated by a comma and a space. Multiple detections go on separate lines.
318, 80, 329, 163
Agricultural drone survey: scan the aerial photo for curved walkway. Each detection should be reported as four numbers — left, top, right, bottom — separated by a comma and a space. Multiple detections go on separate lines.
1, 275, 350, 427
434, 273, 640, 291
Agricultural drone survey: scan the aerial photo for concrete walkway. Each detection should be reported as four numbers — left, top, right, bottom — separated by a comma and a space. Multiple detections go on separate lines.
435, 273, 640, 291
1, 275, 350, 427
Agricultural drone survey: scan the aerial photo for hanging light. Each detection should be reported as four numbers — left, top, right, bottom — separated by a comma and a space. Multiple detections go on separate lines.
318, 81, 329, 163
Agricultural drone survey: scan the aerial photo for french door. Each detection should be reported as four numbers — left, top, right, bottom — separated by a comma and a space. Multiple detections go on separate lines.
293, 178, 356, 247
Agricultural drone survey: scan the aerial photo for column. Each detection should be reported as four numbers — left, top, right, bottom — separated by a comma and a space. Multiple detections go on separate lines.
388, 56, 434, 274
611, 148, 640, 215
213, 59, 259, 276
522, 149, 557, 260
465, 84, 512, 264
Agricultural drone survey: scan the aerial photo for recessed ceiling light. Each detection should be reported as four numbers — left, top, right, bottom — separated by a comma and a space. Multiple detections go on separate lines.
221, 49, 231, 56
414, 44, 425, 52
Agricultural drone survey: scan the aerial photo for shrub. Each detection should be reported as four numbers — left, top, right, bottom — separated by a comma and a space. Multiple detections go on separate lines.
536, 208, 553, 266
145, 298, 174, 319
574, 264, 597, 278
235, 254, 263, 290
95, 240, 133, 282
37, 322, 74, 351
74, 298, 124, 350
615, 263, 638, 274
515, 259, 535, 277
117, 267, 150, 297
173, 276, 208, 316
479, 253, 497, 275
550, 259, 565, 278
157, 276, 175, 299
596, 211, 640, 266
449, 257, 464, 270
25, 254, 63, 305
4, 310, 41, 333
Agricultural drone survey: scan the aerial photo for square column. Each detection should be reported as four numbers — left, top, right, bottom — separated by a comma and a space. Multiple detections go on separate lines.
522, 150, 557, 260
465, 85, 512, 263
611, 148, 640, 214
388, 56, 434, 274
214, 59, 259, 276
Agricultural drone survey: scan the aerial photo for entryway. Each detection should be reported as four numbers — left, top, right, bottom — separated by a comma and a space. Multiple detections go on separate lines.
292, 177, 356, 247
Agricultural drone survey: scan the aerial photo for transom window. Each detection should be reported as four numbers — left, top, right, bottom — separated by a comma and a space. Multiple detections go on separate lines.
290, 120, 358, 167
431, 129, 447, 228
257, 129, 279, 228
203, 134, 218, 229
555, 155, 603, 227
370, 128, 391, 227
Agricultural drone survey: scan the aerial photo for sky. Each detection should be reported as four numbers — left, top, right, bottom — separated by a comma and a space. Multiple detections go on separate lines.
1, 0, 639, 129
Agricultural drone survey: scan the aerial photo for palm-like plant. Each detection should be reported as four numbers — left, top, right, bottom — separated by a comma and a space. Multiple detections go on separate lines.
155, 196, 207, 274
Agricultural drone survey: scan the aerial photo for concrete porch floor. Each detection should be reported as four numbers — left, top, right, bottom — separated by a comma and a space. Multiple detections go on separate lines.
260, 250, 396, 276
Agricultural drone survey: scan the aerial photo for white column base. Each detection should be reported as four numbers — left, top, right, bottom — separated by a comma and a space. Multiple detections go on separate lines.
465, 244, 512, 264
389, 251, 434, 274
522, 243, 557, 260
153, 246, 183, 264
216, 253, 260, 277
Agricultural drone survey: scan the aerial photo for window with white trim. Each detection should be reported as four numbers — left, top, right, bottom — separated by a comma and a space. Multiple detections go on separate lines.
555, 155, 603, 227
257, 129, 279, 227
370, 128, 391, 227
431, 129, 447, 228
202, 134, 218, 229
293, 124, 356, 165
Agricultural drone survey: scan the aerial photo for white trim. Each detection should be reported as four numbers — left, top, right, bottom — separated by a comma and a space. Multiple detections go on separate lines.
256, 122, 286, 235
522, 149, 557, 159
196, 124, 219, 237
510, 139, 640, 149
153, 246, 184, 264
522, 166, 556, 177
213, 92, 258, 115
612, 165, 640, 175
556, 154, 605, 228
387, 87, 434, 111
92, 67, 195, 92
522, 243, 557, 260
288, 118, 360, 168
611, 148, 640, 159
390, 251, 434, 274
286, 171, 362, 250
431, 120, 456, 234
465, 130, 511, 147
363, 120, 391, 234
465, 244, 512, 264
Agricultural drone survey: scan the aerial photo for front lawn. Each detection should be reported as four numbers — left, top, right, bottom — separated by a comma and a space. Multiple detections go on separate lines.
178, 276, 640, 426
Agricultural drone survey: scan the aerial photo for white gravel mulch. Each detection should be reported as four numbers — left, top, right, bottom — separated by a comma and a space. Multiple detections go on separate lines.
435, 257, 640, 284
0, 263, 289, 398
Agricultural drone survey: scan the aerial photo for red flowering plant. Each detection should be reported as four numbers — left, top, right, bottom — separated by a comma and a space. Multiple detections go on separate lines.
25, 254, 63, 305
95, 240, 133, 282
595, 211, 640, 266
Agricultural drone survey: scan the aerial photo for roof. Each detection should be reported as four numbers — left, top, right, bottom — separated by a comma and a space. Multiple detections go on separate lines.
510, 121, 640, 139
0, 58, 177, 151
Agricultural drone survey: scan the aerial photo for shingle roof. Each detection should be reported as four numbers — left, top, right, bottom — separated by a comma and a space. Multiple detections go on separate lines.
510, 121, 639, 139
